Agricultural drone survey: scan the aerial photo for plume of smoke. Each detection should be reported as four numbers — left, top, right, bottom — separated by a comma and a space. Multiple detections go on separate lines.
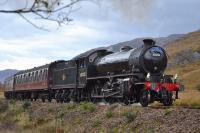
99, 0, 158, 23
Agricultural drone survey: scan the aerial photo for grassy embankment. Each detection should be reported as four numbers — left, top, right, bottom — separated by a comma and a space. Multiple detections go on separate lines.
1, 99, 200, 133
0, 100, 145, 133
166, 61, 200, 108
165, 30, 200, 108
0, 90, 4, 99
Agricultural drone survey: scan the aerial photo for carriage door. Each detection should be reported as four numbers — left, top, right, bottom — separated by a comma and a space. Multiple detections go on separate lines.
77, 58, 87, 88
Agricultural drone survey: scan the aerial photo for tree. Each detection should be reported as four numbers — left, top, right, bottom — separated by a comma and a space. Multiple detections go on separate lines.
0, 0, 86, 30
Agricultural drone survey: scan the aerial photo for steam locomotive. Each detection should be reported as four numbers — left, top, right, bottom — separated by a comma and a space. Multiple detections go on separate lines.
4, 39, 184, 107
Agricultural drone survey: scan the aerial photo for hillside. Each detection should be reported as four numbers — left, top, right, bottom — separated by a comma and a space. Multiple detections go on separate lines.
0, 69, 18, 84
108, 34, 184, 52
165, 30, 200, 90
166, 30, 200, 67
0, 100, 199, 133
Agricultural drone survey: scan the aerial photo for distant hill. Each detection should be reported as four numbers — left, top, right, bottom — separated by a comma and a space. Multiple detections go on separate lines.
165, 30, 200, 67
107, 34, 185, 52
0, 69, 18, 83
165, 30, 200, 90
76, 33, 185, 59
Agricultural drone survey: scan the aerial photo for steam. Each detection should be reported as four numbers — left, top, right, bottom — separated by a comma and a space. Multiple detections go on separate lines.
98, 0, 158, 23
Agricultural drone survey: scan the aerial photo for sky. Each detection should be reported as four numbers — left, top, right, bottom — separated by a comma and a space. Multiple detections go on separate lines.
0, 0, 200, 70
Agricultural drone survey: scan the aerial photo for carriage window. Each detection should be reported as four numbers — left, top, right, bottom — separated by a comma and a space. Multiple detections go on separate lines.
21, 75, 24, 84
37, 71, 41, 82
38, 71, 41, 81
19, 76, 21, 84
17, 76, 19, 84
17, 75, 21, 84
27, 74, 29, 83
24, 74, 26, 83
19, 75, 21, 84
24, 74, 28, 83
24, 74, 27, 83
31, 72, 34, 83
39, 70, 42, 81
44, 69, 48, 80
20, 75, 23, 84
42, 69, 46, 80
16, 76, 19, 84
34, 71, 38, 82
42, 70, 45, 80
16, 76, 18, 84
18, 76, 20, 84
37, 71, 40, 82
21, 75, 23, 84
32, 72, 35, 82
30, 73, 32, 83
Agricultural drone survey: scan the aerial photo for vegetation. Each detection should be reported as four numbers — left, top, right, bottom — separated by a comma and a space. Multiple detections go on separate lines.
174, 90, 200, 108
92, 119, 102, 127
105, 110, 113, 118
80, 102, 96, 113
0, 100, 199, 132
123, 110, 139, 123
67, 103, 76, 110
196, 84, 200, 92
0, 99, 8, 113
166, 59, 200, 108
166, 30, 200, 59
22, 101, 31, 110
164, 109, 172, 116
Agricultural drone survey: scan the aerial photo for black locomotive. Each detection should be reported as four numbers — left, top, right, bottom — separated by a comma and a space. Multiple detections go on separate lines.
4, 39, 183, 107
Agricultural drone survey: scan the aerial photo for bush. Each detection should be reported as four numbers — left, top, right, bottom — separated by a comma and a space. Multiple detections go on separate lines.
0, 100, 9, 113
123, 111, 138, 123
196, 84, 200, 91
108, 128, 119, 133
164, 109, 172, 115
9, 99, 16, 105
190, 103, 200, 109
80, 102, 96, 113
67, 103, 76, 110
106, 110, 113, 118
22, 101, 31, 110
92, 119, 102, 127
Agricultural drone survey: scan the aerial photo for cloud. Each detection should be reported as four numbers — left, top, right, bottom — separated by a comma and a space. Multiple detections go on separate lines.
0, 20, 135, 70
0, 56, 51, 70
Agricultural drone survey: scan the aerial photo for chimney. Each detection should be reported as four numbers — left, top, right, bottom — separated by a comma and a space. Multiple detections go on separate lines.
143, 39, 155, 46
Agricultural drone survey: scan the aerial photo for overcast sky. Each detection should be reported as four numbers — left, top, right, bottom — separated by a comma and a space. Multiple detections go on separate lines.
0, 0, 200, 70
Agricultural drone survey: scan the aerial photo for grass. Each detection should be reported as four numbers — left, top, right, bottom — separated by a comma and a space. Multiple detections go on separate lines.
166, 60, 200, 90
0, 99, 9, 113
166, 30, 200, 59
80, 102, 96, 113
196, 84, 200, 92
92, 119, 102, 128
164, 108, 172, 115
108, 127, 119, 133
174, 90, 200, 108
105, 110, 113, 118
67, 103, 76, 110
0, 91, 4, 99
0, 98, 199, 132
123, 110, 139, 123
22, 101, 31, 110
